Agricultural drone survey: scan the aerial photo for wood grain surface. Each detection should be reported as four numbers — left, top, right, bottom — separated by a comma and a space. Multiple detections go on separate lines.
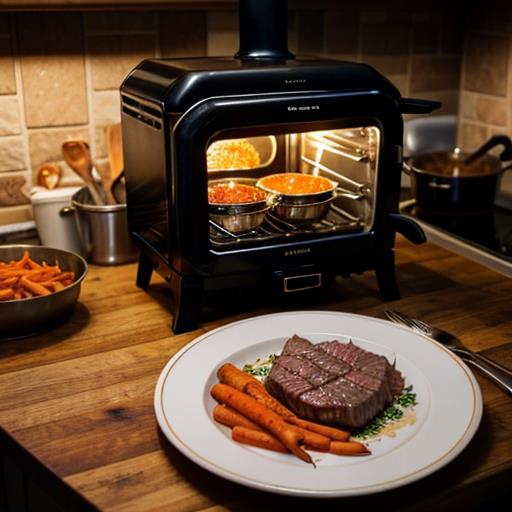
0, 236, 511, 511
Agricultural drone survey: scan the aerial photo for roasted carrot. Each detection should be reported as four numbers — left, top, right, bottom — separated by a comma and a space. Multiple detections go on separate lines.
51, 281, 65, 292
26, 258, 42, 270
15, 251, 29, 268
245, 382, 296, 419
211, 383, 313, 465
217, 363, 298, 420
329, 440, 370, 456
19, 275, 50, 296
291, 425, 330, 452
213, 404, 264, 431
52, 271, 75, 282
285, 417, 351, 442
0, 252, 75, 301
213, 404, 330, 452
0, 268, 54, 280
217, 363, 266, 392
0, 276, 18, 287
218, 362, 296, 418
0, 288, 14, 300
232, 426, 288, 454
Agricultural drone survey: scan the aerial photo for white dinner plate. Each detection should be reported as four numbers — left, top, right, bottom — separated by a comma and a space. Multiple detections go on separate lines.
154, 311, 482, 497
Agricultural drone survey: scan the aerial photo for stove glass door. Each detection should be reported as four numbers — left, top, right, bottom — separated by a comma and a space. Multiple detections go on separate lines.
206, 125, 381, 249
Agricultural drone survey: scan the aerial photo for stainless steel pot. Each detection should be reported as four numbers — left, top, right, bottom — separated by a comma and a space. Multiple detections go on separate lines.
0, 245, 88, 339
256, 173, 337, 222
210, 205, 271, 233
272, 196, 333, 222
404, 135, 512, 214
70, 187, 138, 265
208, 179, 270, 233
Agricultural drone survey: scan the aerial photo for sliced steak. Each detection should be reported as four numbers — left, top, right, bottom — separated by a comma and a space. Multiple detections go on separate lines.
389, 366, 405, 396
277, 355, 334, 387
265, 335, 405, 428
264, 363, 313, 407
281, 334, 314, 355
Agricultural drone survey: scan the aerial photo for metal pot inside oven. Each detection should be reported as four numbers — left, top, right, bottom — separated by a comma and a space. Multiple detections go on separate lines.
256, 173, 337, 222
208, 179, 270, 233
271, 195, 333, 222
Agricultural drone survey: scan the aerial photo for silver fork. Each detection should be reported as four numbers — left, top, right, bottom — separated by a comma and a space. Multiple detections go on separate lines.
385, 310, 512, 395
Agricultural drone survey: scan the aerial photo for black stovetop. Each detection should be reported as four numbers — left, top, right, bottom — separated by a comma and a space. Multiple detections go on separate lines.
401, 202, 512, 263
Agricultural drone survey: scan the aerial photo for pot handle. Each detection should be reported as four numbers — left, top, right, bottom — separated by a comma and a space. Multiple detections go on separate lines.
266, 193, 283, 207
402, 160, 412, 175
463, 135, 512, 165
59, 206, 75, 217
427, 181, 452, 190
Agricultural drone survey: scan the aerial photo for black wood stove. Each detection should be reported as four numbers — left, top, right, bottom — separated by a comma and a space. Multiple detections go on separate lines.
120, 0, 440, 333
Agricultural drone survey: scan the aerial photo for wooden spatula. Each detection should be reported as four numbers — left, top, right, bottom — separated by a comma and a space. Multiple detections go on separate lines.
105, 124, 124, 202
62, 140, 104, 205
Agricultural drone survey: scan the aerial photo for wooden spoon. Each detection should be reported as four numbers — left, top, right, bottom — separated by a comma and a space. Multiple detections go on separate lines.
105, 124, 124, 203
94, 161, 117, 205
62, 140, 104, 205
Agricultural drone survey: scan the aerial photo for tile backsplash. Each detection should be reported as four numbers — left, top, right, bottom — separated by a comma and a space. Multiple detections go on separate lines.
0, 5, 463, 226
458, 5, 512, 202
459, 7, 512, 149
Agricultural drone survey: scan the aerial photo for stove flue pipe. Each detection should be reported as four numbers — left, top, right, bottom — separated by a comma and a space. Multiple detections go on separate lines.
235, 0, 295, 61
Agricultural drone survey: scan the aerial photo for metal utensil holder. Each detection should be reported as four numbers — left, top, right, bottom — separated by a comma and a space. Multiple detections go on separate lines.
69, 187, 138, 265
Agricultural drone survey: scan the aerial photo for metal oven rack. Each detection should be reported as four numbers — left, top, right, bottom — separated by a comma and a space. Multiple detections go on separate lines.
209, 205, 363, 248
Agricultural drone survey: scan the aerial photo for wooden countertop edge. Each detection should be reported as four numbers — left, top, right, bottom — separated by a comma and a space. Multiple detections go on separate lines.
0, 425, 96, 511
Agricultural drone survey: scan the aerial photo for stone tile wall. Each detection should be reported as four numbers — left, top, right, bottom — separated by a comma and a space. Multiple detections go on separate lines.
458, 5, 512, 150
458, 4, 512, 201
0, 5, 463, 226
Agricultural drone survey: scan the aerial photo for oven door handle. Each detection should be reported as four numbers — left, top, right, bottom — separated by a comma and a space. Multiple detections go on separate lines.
388, 213, 426, 245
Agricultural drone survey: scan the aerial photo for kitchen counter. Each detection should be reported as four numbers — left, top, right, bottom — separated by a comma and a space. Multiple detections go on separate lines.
0, 236, 511, 511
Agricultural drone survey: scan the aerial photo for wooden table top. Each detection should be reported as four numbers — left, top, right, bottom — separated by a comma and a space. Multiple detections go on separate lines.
0, 236, 511, 511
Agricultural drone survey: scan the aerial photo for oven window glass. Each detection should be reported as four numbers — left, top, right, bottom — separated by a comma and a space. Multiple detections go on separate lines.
206, 126, 380, 249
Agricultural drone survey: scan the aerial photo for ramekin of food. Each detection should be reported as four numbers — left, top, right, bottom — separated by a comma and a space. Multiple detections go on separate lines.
208, 180, 270, 233
0, 245, 88, 339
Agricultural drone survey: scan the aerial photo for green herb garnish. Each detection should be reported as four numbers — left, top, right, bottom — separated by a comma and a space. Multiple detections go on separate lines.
353, 385, 418, 441
242, 354, 277, 377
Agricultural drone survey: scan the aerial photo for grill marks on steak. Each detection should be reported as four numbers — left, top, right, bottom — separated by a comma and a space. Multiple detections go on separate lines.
265, 335, 405, 428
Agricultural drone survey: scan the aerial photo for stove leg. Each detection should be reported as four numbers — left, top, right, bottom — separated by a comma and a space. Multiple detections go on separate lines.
169, 274, 203, 334
136, 252, 153, 289
375, 251, 400, 301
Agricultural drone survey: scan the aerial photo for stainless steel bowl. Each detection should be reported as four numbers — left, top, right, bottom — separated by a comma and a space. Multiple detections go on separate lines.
208, 179, 270, 233
256, 173, 337, 204
256, 173, 336, 221
210, 206, 271, 233
0, 245, 88, 339
272, 196, 333, 222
